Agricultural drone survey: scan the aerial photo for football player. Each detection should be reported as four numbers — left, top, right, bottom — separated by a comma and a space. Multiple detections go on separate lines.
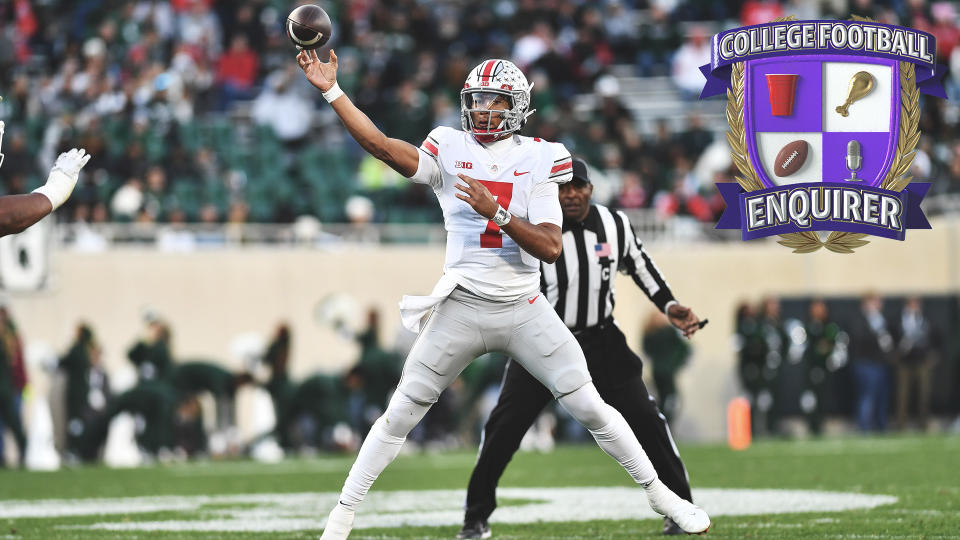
0, 118, 90, 237
296, 50, 710, 539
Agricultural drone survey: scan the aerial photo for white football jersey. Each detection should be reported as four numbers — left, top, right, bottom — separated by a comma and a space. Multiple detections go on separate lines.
416, 126, 573, 300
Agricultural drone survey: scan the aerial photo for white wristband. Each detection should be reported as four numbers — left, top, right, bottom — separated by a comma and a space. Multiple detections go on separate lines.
322, 82, 344, 103
32, 185, 59, 209
492, 205, 511, 227
33, 169, 74, 210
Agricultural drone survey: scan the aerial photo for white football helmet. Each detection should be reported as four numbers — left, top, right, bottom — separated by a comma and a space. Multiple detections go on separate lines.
461, 59, 535, 143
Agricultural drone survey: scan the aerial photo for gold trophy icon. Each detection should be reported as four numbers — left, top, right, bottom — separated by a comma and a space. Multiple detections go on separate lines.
835, 71, 875, 117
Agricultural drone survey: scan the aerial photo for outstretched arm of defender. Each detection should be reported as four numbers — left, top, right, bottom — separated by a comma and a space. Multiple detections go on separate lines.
0, 148, 90, 237
297, 49, 419, 177
0, 194, 53, 237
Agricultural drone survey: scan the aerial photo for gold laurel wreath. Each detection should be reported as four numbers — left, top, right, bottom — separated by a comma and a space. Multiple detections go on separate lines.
725, 15, 920, 254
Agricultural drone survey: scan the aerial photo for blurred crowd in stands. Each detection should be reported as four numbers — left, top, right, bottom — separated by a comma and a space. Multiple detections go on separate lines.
0, 0, 958, 227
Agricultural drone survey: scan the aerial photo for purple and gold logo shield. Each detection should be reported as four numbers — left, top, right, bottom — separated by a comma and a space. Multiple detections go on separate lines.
747, 56, 898, 188
701, 18, 947, 253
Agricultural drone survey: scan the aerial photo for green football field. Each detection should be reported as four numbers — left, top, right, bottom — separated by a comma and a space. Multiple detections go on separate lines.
0, 434, 957, 539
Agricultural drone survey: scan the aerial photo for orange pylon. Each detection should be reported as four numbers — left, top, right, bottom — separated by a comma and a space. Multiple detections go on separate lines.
727, 397, 752, 450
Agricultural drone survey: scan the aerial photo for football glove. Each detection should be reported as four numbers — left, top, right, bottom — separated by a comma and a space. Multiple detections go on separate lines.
33, 148, 91, 210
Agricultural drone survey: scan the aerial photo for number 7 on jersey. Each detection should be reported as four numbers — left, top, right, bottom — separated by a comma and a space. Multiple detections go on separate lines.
478, 180, 513, 248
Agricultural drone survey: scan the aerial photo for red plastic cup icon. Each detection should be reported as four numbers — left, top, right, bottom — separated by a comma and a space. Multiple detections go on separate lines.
765, 74, 799, 116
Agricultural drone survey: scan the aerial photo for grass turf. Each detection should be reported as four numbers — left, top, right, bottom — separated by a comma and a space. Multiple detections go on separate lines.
0, 434, 957, 539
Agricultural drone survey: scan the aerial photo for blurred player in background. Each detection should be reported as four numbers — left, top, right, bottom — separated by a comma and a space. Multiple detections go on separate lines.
0, 306, 26, 467
296, 50, 710, 539
0, 116, 91, 237
802, 299, 840, 436
850, 293, 895, 432
643, 311, 692, 424
894, 297, 939, 431
58, 324, 110, 462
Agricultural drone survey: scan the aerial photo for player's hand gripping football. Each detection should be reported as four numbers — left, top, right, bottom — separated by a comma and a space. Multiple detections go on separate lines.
667, 303, 703, 338
296, 48, 337, 93
455, 174, 499, 220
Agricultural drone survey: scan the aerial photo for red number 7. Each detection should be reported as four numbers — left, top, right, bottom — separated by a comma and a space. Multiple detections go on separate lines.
478, 180, 513, 248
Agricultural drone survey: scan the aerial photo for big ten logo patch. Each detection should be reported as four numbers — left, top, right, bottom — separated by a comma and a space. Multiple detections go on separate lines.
455, 161, 473, 169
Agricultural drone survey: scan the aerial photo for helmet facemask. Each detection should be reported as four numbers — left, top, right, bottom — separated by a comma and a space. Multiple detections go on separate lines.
461, 90, 518, 143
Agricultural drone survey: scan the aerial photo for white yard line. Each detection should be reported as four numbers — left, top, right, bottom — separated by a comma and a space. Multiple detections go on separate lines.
0, 487, 897, 533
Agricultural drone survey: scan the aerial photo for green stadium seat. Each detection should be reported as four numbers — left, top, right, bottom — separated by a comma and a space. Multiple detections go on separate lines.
171, 181, 203, 220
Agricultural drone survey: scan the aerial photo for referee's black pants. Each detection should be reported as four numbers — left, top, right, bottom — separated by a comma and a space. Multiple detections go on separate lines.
463, 322, 692, 524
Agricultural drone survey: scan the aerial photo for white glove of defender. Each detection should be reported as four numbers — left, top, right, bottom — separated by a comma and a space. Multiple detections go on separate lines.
33, 148, 91, 210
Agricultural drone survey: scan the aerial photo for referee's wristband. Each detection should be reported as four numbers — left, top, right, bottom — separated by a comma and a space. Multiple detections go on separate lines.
492, 205, 511, 227
322, 82, 344, 103
663, 300, 679, 314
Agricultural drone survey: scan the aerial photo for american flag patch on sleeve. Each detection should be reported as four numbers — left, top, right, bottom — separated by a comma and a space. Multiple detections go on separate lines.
595, 243, 611, 257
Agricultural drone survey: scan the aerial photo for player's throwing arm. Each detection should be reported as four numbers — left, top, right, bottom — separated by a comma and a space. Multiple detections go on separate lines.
296, 49, 562, 264
296, 49, 420, 177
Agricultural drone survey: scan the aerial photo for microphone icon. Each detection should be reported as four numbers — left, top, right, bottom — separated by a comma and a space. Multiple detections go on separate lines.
845, 139, 862, 181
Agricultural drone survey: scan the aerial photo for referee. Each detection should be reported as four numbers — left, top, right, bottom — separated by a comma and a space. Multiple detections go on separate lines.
457, 159, 703, 538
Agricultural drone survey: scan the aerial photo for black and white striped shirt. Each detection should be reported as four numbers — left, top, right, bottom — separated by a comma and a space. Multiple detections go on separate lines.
540, 204, 675, 332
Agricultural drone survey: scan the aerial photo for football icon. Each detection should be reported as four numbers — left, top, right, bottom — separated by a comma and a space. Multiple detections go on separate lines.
774, 140, 808, 177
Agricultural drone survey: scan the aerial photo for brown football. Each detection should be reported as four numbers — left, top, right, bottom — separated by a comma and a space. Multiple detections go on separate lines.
287, 5, 332, 50
774, 140, 808, 177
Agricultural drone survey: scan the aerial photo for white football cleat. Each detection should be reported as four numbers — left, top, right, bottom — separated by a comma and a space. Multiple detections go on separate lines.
644, 479, 711, 534
319, 503, 355, 540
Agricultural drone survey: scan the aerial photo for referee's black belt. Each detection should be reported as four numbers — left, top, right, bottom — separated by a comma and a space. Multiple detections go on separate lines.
571, 317, 616, 336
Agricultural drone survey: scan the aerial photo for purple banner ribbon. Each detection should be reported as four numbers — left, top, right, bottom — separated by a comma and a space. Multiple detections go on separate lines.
699, 20, 947, 99
715, 182, 930, 241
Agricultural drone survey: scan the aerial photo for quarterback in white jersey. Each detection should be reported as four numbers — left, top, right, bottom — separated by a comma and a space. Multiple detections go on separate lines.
296, 49, 710, 539
397, 120, 575, 330
416, 124, 571, 300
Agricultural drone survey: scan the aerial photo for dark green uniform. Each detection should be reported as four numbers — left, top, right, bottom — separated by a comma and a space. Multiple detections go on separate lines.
353, 345, 401, 412
171, 360, 249, 431
59, 328, 109, 457
277, 374, 348, 449
757, 315, 788, 435
172, 362, 236, 397
80, 380, 177, 460
262, 327, 297, 448
0, 339, 26, 467
803, 319, 839, 435
736, 311, 764, 393
454, 352, 509, 441
128, 338, 173, 383
80, 335, 178, 461
735, 308, 764, 434
643, 324, 691, 423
